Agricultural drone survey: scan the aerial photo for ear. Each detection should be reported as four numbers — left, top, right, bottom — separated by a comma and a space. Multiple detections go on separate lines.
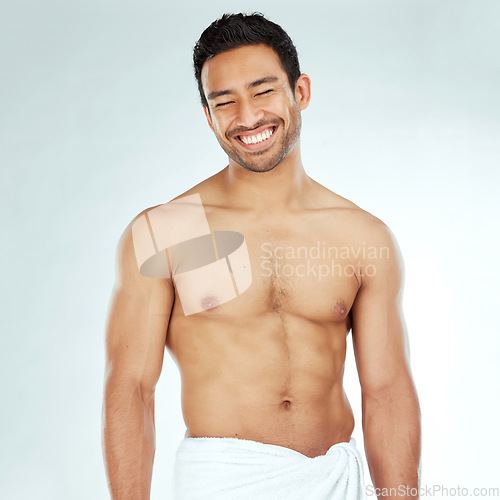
203, 105, 214, 132
294, 74, 311, 111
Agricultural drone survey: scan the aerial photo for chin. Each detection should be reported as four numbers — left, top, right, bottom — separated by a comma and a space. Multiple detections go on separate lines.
237, 157, 281, 173
237, 149, 287, 173
245, 163, 279, 173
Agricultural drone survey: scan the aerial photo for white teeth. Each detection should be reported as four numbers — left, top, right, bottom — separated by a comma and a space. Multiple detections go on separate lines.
240, 127, 274, 145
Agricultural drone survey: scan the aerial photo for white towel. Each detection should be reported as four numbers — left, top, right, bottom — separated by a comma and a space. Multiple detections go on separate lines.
172, 436, 366, 499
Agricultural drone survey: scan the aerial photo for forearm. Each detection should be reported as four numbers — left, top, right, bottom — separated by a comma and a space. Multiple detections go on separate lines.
363, 386, 421, 499
102, 380, 156, 500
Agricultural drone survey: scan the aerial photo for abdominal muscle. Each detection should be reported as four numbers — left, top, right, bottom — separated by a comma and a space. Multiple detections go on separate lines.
167, 311, 355, 458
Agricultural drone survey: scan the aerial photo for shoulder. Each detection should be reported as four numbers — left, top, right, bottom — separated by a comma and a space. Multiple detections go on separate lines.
126, 169, 223, 232
309, 179, 403, 272
118, 173, 223, 272
343, 209, 404, 287
347, 207, 398, 250
312, 182, 394, 240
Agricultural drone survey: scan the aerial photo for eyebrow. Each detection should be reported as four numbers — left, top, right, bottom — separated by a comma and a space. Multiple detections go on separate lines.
207, 76, 279, 101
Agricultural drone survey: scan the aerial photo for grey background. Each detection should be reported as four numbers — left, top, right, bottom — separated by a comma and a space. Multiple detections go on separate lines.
1, 0, 499, 498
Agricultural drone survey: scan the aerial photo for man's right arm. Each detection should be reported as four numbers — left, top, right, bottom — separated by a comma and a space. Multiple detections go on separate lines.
102, 213, 174, 500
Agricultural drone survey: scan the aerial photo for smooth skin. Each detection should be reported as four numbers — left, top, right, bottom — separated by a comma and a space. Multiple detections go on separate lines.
102, 44, 421, 499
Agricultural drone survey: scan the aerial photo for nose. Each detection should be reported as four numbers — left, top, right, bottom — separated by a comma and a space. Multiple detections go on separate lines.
235, 98, 264, 129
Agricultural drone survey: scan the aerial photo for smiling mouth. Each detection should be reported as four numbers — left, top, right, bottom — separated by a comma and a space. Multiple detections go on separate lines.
236, 126, 276, 146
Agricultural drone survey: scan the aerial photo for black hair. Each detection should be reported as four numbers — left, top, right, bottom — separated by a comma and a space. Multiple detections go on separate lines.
193, 13, 301, 108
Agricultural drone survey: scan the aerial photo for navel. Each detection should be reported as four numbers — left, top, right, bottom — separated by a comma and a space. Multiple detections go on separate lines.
281, 399, 292, 410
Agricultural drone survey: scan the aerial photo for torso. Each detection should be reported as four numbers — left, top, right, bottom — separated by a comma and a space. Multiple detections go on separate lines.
163, 170, 372, 458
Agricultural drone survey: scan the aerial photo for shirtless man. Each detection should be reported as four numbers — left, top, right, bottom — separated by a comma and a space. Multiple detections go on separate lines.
102, 13, 421, 500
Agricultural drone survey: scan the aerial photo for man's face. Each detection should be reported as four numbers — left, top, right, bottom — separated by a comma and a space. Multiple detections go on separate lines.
201, 44, 309, 173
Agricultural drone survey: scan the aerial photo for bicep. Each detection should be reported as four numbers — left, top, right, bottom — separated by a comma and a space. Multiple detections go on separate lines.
104, 218, 174, 398
351, 225, 412, 398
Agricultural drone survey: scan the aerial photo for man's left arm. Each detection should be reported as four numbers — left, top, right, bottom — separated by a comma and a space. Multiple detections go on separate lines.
351, 221, 421, 498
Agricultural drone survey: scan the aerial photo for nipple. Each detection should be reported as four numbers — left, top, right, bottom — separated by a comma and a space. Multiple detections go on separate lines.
201, 295, 220, 311
334, 301, 347, 316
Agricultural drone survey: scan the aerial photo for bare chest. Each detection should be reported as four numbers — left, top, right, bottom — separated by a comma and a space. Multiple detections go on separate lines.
244, 230, 360, 321
168, 211, 362, 323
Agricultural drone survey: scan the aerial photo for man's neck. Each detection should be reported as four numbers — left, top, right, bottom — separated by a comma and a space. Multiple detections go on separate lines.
221, 143, 312, 214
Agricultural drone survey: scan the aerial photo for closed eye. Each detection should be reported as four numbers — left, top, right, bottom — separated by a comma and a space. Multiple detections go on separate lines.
256, 89, 273, 96
215, 101, 234, 108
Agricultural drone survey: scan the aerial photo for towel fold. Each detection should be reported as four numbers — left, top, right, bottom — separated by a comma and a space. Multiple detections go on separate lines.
172, 436, 366, 499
